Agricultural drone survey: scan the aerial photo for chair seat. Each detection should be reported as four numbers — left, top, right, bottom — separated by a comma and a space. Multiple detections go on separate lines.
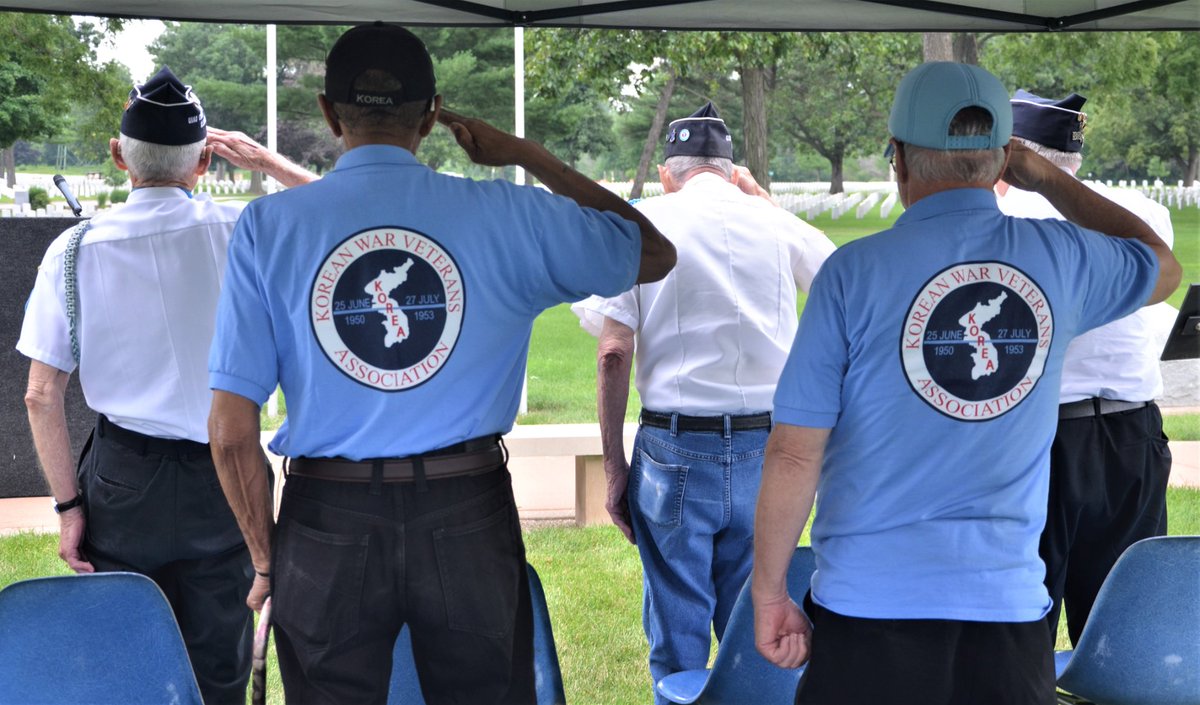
657, 669, 711, 704
1054, 650, 1073, 678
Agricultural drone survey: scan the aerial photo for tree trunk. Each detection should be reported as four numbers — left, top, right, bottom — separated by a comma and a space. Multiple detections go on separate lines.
250, 170, 264, 195
829, 152, 845, 195
954, 33, 979, 65
923, 33, 954, 62
1186, 145, 1199, 187
741, 64, 771, 191
3, 147, 15, 188
923, 32, 978, 64
632, 68, 676, 200
216, 159, 227, 181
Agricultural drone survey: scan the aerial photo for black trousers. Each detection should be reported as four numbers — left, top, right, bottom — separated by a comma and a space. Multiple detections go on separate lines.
795, 593, 1056, 705
78, 417, 254, 705
271, 466, 535, 705
1040, 402, 1171, 645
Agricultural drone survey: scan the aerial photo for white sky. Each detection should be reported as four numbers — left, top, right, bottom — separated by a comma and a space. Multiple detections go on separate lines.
89, 18, 165, 83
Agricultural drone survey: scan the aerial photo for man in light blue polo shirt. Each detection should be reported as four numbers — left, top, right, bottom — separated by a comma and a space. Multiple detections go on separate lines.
750, 62, 1179, 705
206, 23, 673, 705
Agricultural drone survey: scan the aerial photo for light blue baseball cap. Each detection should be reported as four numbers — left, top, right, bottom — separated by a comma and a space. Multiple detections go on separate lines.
886, 62, 1012, 154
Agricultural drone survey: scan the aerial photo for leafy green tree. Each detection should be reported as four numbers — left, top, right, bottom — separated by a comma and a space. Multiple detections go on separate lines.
0, 13, 120, 186
772, 33, 920, 193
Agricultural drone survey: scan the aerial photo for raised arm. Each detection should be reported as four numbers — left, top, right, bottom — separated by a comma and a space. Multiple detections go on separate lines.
438, 108, 676, 284
597, 317, 637, 543
206, 127, 318, 189
1003, 141, 1181, 305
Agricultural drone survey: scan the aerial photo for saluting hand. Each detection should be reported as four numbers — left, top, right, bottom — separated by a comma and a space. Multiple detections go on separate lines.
1001, 140, 1056, 194
438, 109, 524, 168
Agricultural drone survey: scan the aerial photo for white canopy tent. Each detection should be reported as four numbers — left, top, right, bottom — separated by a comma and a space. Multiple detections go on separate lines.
3, 0, 1198, 30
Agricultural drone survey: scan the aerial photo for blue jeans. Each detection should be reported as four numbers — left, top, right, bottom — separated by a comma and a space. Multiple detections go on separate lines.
628, 417, 769, 704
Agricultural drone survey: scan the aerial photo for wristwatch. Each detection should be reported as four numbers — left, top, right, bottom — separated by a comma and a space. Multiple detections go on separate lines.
53, 495, 83, 514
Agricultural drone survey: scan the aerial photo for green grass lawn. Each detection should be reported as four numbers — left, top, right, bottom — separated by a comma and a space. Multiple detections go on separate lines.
2, 489, 1198, 704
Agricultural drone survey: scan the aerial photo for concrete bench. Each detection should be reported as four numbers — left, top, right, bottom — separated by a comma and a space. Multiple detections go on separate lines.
262, 422, 638, 527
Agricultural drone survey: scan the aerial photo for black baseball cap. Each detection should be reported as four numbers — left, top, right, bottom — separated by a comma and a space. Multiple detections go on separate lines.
324, 22, 437, 107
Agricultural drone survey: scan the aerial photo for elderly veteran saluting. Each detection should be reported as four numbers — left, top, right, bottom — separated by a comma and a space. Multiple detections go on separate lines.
751, 62, 1179, 705
574, 101, 835, 704
207, 23, 674, 705
18, 67, 312, 704
996, 89, 1177, 647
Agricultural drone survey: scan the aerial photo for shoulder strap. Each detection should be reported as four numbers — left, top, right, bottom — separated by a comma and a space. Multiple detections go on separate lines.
62, 219, 91, 365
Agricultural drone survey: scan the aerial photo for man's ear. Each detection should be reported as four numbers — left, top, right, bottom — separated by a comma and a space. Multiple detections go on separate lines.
658, 164, 679, 194
195, 145, 213, 176
994, 143, 1013, 187
318, 94, 344, 138
418, 95, 442, 138
109, 138, 128, 172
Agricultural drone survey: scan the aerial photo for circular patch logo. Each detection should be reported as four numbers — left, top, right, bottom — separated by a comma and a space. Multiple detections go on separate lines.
901, 261, 1052, 421
311, 227, 464, 391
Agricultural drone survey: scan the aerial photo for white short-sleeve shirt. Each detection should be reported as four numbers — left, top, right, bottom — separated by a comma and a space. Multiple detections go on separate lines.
574, 173, 836, 415
997, 180, 1174, 403
17, 187, 245, 442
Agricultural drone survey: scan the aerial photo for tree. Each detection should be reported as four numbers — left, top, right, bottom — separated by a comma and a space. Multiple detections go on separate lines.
772, 33, 920, 193
982, 32, 1200, 183
0, 14, 120, 186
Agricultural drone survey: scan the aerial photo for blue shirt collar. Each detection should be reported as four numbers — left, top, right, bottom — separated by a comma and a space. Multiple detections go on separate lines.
894, 187, 1000, 227
334, 144, 422, 171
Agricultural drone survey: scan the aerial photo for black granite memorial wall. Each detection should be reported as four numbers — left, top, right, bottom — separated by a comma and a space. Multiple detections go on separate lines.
1, 218, 94, 498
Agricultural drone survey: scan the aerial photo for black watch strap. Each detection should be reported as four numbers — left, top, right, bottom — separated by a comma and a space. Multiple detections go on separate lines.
54, 495, 83, 514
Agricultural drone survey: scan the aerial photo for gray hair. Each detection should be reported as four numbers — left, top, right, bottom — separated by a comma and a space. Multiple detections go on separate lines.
663, 155, 734, 184
1013, 136, 1083, 174
902, 107, 1007, 185
118, 134, 206, 183
333, 69, 432, 134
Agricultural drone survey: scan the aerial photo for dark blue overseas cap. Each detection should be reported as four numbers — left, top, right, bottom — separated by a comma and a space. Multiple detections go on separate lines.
664, 101, 733, 160
1011, 89, 1087, 153
120, 67, 207, 146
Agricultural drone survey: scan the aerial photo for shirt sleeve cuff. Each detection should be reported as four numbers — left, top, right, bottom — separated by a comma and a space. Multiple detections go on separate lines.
209, 371, 273, 407
15, 343, 76, 375
772, 404, 839, 429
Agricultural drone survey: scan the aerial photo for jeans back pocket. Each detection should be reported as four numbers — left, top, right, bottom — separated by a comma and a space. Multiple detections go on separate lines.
634, 449, 688, 528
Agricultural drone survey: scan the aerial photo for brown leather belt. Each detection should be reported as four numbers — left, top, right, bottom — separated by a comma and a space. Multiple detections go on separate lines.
288, 440, 504, 483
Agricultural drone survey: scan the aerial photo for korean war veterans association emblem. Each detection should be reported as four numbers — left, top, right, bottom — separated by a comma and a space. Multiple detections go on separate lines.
311, 227, 464, 391
901, 261, 1053, 421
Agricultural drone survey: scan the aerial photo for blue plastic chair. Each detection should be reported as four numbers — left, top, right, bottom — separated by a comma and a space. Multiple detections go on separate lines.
0, 571, 203, 705
656, 546, 818, 705
1055, 536, 1200, 705
389, 563, 567, 704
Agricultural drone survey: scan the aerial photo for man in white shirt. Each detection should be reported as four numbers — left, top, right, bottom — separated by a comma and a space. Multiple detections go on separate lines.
574, 102, 835, 702
996, 89, 1175, 646
18, 67, 311, 704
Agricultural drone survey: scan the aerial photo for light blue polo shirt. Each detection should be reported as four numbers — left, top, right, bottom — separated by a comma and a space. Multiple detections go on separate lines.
774, 188, 1157, 622
210, 145, 640, 459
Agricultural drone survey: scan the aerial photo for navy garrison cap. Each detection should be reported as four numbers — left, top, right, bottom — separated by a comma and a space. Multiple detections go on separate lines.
120, 67, 207, 145
1011, 89, 1087, 153
664, 102, 734, 160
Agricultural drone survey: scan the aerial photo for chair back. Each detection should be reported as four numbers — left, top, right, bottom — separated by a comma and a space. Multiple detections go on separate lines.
693, 546, 817, 704
0, 572, 203, 705
388, 563, 566, 704
1057, 536, 1200, 705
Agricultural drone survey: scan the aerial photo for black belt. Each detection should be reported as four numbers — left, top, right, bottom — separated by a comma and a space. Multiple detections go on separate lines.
97, 415, 210, 459
639, 410, 773, 433
288, 436, 503, 483
1058, 398, 1149, 421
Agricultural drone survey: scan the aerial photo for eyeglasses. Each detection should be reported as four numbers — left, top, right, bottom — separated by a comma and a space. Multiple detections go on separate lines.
884, 141, 902, 170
